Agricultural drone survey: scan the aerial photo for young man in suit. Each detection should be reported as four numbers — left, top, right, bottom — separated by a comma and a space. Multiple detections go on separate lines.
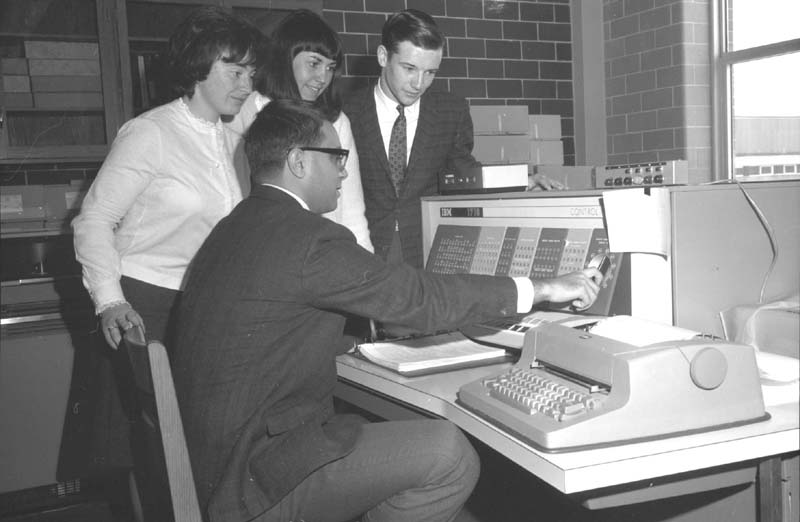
172, 99, 602, 522
343, 9, 478, 269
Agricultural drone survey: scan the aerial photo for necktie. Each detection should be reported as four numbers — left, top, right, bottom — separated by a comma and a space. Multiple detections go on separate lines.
387, 104, 406, 196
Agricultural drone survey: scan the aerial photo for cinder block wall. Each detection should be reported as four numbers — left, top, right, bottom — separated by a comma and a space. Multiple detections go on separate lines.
603, 0, 712, 182
324, 0, 577, 166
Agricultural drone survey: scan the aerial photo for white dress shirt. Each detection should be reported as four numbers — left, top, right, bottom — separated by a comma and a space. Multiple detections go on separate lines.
374, 82, 420, 163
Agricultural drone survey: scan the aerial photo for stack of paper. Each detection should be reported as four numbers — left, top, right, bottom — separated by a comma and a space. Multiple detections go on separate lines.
357, 331, 509, 376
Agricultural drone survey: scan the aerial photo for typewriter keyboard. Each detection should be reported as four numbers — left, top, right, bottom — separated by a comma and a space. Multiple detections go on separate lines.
482, 367, 604, 422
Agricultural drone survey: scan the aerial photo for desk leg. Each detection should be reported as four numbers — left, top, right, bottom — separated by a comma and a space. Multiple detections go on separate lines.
758, 456, 782, 522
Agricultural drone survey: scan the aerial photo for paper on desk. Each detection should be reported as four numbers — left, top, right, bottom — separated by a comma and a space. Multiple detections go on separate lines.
357, 331, 506, 373
602, 188, 670, 256
589, 315, 698, 347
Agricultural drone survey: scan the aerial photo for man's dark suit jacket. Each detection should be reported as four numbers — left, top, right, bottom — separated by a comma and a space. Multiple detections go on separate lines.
344, 84, 481, 268
172, 185, 518, 522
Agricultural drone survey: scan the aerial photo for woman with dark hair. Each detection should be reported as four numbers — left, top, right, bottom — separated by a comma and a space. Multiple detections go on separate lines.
74, 5, 265, 350
228, 9, 373, 251
70, 4, 265, 492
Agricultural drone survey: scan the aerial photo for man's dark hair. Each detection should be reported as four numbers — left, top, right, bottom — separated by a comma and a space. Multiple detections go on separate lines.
167, 5, 266, 97
381, 9, 443, 54
244, 99, 327, 182
257, 9, 343, 121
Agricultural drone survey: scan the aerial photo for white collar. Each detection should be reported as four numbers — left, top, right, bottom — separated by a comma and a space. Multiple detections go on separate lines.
262, 184, 309, 210
178, 97, 222, 129
374, 81, 420, 119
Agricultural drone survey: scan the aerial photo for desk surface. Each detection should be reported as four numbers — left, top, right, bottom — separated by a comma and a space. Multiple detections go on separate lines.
336, 355, 799, 495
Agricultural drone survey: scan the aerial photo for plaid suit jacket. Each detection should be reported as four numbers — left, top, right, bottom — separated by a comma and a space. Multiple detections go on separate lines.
344, 85, 481, 268
172, 186, 517, 521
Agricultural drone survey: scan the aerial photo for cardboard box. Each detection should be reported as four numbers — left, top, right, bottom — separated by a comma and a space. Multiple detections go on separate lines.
473, 135, 530, 164
530, 139, 564, 165
470, 105, 530, 135
28, 59, 101, 76
528, 115, 562, 139
0, 58, 29, 75
34, 91, 104, 109
1, 75, 31, 92
31, 75, 102, 92
533, 165, 594, 190
24, 41, 99, 60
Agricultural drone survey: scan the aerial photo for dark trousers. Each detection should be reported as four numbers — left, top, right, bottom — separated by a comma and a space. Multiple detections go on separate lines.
257, 419, 480, 522
83, 277, 181, 472
121, 276, 182, 350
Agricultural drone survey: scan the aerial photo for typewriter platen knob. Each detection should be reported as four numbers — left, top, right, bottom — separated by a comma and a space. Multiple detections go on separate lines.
689, 347, 728, 390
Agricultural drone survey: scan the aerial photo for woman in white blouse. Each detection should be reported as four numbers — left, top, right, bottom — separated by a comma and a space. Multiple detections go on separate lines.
73, 6, 266, 350
227, 9, 374, 252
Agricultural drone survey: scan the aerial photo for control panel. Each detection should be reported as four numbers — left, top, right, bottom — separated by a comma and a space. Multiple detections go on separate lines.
425, 223, 626, 317
593, 160, 688, 189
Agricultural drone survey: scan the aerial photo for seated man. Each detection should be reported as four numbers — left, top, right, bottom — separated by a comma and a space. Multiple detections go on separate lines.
172, 98, 602, 522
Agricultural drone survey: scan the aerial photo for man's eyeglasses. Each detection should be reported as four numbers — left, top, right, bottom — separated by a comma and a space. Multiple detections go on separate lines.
299, 147, 349, 170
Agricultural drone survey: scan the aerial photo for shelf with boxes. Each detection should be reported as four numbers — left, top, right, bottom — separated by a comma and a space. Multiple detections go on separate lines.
470, 105, 564, 167
1, 40, 107, 158
0, 0, 119, 161
5, 41, 103, 108
2, 0, 320, 162
440, 105, 565, 194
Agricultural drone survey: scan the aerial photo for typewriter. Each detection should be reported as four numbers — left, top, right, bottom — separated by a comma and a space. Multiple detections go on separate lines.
457, 315, 768, 451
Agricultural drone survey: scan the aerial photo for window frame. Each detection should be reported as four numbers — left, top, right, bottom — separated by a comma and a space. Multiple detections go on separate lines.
711, 0, 800, 179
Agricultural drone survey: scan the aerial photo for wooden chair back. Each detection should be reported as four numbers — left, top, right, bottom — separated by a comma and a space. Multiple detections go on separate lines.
120, 326, 202, 522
